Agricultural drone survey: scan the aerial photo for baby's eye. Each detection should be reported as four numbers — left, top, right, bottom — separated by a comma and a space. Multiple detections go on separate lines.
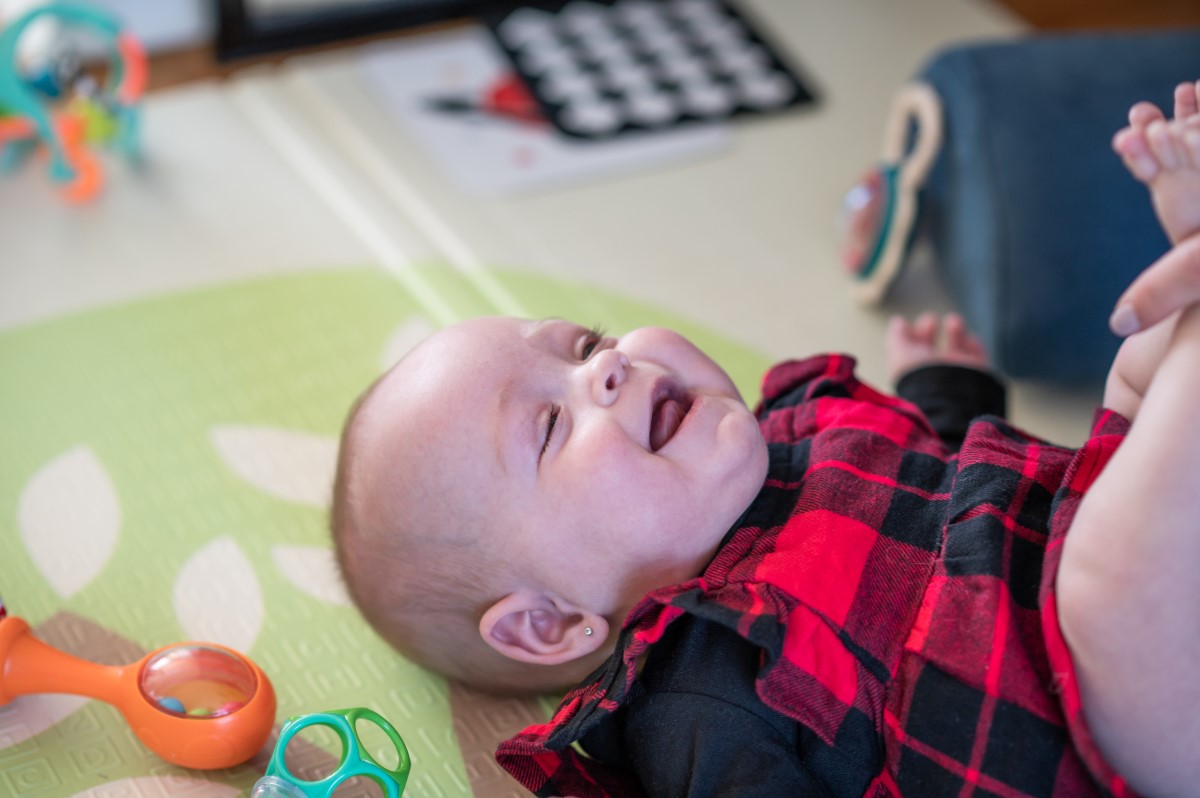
540, 406, 560, 463
580, 325, 607, 359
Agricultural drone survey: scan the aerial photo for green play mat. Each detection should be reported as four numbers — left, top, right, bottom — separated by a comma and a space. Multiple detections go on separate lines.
0, 265, 769, 797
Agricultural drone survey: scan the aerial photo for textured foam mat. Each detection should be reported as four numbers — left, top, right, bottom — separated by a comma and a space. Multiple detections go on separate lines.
0, 266, 768, 797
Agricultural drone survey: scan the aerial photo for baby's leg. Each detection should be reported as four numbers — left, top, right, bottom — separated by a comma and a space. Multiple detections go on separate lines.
1112, 80, 1200, 245
1058, 303, 1200, 796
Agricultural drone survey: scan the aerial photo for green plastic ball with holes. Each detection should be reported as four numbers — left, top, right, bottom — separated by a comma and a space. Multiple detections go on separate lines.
251, 708, 410, 798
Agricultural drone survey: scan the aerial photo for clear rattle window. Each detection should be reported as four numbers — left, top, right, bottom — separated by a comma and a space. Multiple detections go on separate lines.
139, 645, 257, 717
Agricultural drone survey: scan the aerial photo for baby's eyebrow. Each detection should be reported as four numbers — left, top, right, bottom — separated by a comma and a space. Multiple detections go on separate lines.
492, 337, 547, 479
523, 317, 553, 344
525, 317, 577, 352
492, 376, 521, 479
527, 316, 565, 337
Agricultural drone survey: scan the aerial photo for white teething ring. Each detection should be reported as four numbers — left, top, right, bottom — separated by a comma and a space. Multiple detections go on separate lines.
845, 81, 944, 304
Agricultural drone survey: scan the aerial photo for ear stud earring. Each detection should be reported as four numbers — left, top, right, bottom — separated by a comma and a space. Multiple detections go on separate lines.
583, 627, 593, 636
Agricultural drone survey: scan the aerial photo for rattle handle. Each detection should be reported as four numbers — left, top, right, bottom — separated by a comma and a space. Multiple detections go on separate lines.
0, 617, 127, 705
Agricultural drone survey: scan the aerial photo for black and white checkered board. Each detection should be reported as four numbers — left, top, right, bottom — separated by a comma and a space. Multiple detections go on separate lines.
482, 0, 817, 139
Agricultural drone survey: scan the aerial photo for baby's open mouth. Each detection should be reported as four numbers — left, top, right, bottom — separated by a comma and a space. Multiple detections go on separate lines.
650, 389, 693, 452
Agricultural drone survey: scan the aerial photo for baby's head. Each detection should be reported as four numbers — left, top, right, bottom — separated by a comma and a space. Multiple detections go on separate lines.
333, 316, 768, 694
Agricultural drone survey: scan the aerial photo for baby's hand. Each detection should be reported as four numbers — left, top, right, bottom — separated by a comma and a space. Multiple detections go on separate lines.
1110, 232, 1200, 337
885, 312, 989, 383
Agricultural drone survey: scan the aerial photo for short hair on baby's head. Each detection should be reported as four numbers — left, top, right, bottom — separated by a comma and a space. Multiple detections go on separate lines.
330, 369, 592, 696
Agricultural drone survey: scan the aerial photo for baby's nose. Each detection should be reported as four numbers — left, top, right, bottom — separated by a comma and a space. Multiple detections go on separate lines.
591, 349, 629, 405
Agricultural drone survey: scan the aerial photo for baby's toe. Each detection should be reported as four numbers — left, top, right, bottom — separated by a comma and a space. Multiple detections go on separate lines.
912, 312, 939, 344
945, 315, 985, 358
1185, 118, 1200, 169
1114, 127, 1160, 182
1174, 80, 1200, 121
1130, 101, 1166, 130
1147, 119, 1183, 170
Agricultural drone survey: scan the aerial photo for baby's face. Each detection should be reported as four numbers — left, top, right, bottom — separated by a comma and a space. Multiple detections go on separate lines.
368, 316, 769, 615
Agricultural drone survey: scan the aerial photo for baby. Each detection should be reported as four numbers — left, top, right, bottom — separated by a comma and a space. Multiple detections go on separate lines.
333, 82, 1200, 797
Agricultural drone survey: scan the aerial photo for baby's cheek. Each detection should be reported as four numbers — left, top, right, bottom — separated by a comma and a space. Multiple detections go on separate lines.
716, 412, 769, 488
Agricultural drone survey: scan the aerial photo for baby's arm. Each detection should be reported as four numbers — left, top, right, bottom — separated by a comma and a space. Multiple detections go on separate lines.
1058, 300, 1200, 797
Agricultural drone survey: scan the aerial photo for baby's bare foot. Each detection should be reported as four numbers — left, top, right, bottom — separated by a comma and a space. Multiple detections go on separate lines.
1112, 80, 1200, 245
885, 312, 989, 383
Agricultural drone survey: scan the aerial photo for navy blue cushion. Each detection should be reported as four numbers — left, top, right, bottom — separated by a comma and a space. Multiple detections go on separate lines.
918, 30, 1200, 384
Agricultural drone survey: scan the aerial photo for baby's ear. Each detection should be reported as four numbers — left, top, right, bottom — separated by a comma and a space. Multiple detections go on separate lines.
480, 590, 608, 666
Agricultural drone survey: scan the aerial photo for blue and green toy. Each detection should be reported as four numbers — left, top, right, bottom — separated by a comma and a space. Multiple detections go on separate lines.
253, 708, 412, 798
0, 1, 146, 202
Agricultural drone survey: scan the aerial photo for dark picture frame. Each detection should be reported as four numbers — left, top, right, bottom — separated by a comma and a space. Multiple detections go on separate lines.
215, 0, 486, 61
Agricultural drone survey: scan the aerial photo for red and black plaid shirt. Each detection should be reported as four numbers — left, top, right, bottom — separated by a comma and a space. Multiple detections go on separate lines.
497, 355, 1135, 797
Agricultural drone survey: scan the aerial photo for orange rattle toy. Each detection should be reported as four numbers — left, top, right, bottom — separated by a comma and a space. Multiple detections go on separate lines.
0, 610, 276, 769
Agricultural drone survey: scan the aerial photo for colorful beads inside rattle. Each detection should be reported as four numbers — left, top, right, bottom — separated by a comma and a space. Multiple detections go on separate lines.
140, 645, 258, 719
151, 677, 249, 717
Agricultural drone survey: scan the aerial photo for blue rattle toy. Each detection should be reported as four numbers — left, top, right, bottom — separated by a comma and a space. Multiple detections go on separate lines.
252, 708, 411, 798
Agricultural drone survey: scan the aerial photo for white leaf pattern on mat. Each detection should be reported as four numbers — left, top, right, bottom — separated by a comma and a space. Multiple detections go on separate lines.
271, 545, 351, 607
69, 776, 240, 797
380, 317, 434, 372
174, 537, 262, 652
0, 695, 90, 751
210, 426, 337, 508
18, 446, 120, 599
